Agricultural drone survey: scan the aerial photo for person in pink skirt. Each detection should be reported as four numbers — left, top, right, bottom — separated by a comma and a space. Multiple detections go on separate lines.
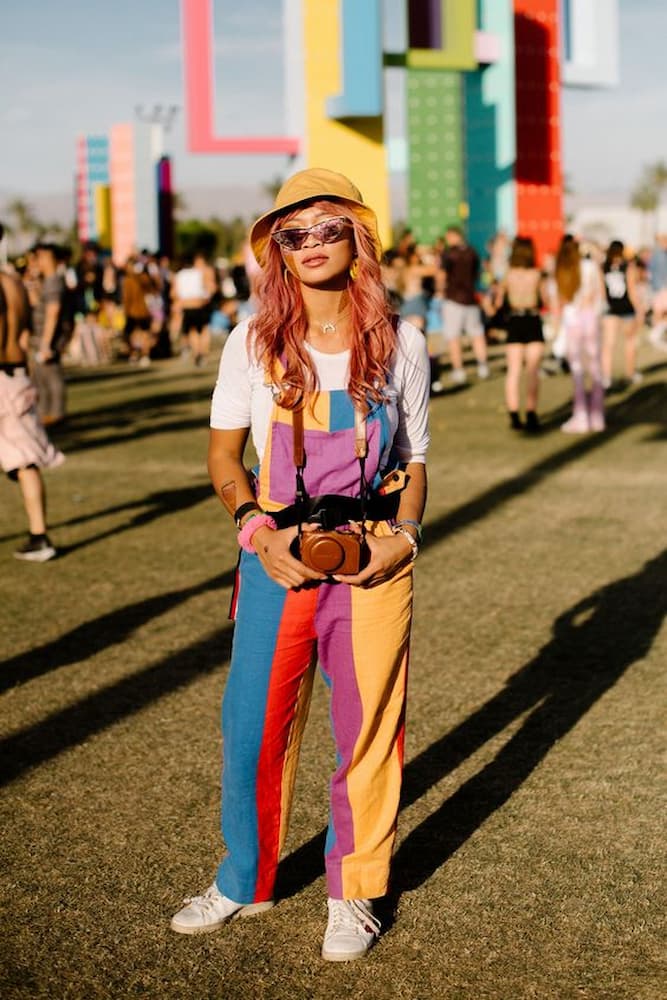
0, 251, 64, 561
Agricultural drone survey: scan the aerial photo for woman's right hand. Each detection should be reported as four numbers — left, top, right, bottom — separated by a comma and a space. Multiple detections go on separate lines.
252, 525, 327, 590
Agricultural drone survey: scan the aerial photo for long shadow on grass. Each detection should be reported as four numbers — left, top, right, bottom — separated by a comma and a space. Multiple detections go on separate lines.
426, 382, 665, 543
390, 547, 667, 893
0, 569, 235, 696
49, 383, 214, 455
0, 622, 235, 787
277, 548, 667, 900
53, 482, 215, 556
1, 387, 663, 788
53, 415, 209, 454
0, 481, 214, 547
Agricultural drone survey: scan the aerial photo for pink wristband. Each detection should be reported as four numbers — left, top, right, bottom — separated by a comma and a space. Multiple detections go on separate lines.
238, 513, 277, 553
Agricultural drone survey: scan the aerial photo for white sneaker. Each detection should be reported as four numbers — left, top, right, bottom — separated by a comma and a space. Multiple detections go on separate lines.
321, 898, 381, 962
430, 379, 444, 395
629, 371, 643, 385
477, 362, 490, 379
560, 412, 590, 434
170, 882, 273, 935
449, 367, 467, 385
648, 325, 667, 352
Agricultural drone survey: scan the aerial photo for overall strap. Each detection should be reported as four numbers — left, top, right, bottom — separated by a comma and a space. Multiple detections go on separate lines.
291, 401, 369, 531
354, 406, 367, 459
354, 406, 368, 524
292, 403, 308, 508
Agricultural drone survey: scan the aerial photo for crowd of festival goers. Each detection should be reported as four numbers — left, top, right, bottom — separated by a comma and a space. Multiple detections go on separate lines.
2, 219, 666, 563
3, 224, 667, 434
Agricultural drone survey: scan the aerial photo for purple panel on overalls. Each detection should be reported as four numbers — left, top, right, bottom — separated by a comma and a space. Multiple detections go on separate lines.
267, 419, 382, 505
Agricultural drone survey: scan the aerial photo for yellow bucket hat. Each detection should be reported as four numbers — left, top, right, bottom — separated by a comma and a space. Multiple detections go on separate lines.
249, 167, 382, 266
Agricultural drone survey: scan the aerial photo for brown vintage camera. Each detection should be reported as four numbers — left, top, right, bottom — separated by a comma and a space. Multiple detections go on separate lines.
298, 529, 368, 575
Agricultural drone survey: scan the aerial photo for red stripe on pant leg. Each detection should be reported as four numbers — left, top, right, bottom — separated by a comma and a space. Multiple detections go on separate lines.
254, 585, 318, 901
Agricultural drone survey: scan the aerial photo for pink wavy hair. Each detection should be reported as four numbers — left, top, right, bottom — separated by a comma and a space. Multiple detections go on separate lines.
249, 199, 396, 410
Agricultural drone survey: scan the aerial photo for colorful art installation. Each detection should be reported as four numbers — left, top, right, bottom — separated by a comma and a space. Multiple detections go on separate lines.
76, 136, 111, 247
85, 1, 615, 264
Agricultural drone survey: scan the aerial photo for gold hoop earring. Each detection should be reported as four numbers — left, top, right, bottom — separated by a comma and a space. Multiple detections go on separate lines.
349, 258, 359, 282
283, 267, 293, 285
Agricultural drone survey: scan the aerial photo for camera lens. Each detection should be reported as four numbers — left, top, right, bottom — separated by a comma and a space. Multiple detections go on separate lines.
309, 535, 346, 572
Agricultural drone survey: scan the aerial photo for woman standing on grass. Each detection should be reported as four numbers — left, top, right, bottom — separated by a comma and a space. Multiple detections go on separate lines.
170, 169, 430, 962
501, 236, 546, 432
121, 256, 156, 368
555, 236, 607, 434
601, 240, 643, 388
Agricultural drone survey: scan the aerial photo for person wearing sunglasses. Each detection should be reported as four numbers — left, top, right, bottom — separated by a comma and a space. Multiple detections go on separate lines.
171, 169, 430, 961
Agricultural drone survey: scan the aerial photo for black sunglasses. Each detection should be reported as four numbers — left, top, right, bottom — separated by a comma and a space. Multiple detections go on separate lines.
271, 216, 352, 252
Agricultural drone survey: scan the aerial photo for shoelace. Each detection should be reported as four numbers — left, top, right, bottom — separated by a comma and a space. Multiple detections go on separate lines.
182, 885, 220, 910
328, 899, 381, 937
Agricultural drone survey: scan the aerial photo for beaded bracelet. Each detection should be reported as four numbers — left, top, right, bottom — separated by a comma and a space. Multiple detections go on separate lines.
394, 518, 423, 543
391, 524, 419, 562
238, 513, 277, 553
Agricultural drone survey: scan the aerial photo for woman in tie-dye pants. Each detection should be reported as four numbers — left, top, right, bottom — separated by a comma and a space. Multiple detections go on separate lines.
171, 169, 430, 962
555, 236, 607, 434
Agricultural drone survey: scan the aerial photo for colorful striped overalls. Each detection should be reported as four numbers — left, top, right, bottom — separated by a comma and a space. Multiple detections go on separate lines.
215, 381, 414, 904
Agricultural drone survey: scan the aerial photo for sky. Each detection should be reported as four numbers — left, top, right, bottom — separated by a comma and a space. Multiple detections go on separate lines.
0, 0, 665, 212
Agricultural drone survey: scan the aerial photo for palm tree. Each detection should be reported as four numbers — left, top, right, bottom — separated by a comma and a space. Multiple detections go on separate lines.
631, 183, 658, 244
172, 191, 188, 220
630, 161, 667, 243
4, 198, 41, 252
649, 160, 667, 194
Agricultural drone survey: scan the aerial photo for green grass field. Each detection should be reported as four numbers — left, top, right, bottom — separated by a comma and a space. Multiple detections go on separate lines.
1, 339, 665, 1000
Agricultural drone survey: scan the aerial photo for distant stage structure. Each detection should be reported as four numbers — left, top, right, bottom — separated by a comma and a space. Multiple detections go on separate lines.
76, 121, 174, 264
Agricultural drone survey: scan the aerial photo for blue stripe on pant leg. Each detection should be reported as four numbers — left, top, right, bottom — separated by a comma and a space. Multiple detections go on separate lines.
216, 551, 288, 903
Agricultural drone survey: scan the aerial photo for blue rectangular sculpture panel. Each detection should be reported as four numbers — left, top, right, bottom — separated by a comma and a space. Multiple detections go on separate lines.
464, 0, 516, 254
327, 0, 383, 118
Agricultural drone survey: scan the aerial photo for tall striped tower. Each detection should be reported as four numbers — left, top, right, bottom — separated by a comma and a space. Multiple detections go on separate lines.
76, 136, 111, 247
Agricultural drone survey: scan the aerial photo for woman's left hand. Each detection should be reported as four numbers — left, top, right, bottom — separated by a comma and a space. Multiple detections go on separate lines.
333, 531, 413, 588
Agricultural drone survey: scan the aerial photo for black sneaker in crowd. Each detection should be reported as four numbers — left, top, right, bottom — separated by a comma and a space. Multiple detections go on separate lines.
13, 534, 57, 562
